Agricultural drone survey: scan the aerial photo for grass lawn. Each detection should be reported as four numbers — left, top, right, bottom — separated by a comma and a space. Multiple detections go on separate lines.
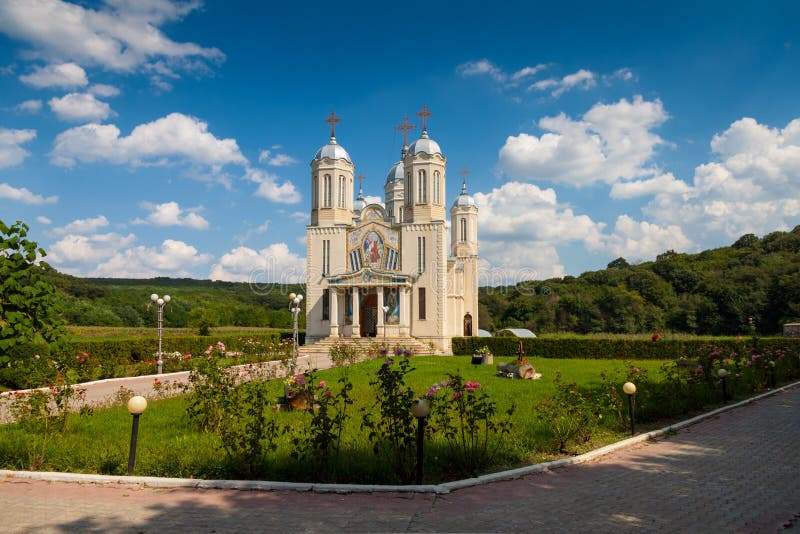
0, 356, 673, 484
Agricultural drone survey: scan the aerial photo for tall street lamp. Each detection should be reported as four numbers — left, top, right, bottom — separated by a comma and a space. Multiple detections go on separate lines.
382, 305, 389, 340
127, 395, 147, 475
149, 293, 170, 374
289, 292, 303, 374
411, 397, 430, 485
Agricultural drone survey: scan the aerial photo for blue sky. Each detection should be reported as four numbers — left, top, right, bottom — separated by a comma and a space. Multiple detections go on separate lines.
1, 0, 799, 285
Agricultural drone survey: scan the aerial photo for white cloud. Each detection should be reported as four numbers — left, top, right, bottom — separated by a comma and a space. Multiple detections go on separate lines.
0, 0, 223, 78
610, 173, 692, 199
49, 92, 113, 122
363, 195, 383, 206
529, 69, 596, 97
0, 127, 36, 168
16, 99, 43, 113
89, 83, 120, 97
258, 149, 298, 166
52, 215, 109, 235
244, 168, 301, 203
511, 64, 547, 81
0, 182, 58, 204
643, 116, 800, 243
51, 112, 247, 168
456, 59, 506, 82
290, 211, 307, 222
19, 62, 88, 88
36, 215, 52, 224
91, 239, 213, 277
48, 231, 136, 264
139, 201, 209, 229
499, 95, 668, 187
603, 215, 692, 261
612, 67, 634, 81
210, 243, 305, 283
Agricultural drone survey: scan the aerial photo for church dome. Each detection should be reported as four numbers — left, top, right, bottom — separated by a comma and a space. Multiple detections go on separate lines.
313, 137, 352, 163
452, 179, 477, 208
407, 131, 441, 156
386, 160, 404, 183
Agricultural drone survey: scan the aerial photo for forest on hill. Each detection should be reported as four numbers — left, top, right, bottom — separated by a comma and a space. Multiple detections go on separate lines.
44, 227, 800, 336
479, 227, 800, 336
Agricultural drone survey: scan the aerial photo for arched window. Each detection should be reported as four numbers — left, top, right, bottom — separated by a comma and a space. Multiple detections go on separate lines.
433, 171, 440, 204
418, 170, 427, 203
405, 172, 412, 206
338, 175, 346, 208
460, 218, 467, 242
323, 175, 332, 207
312, 175, 318, 209
399, 206, 404, 222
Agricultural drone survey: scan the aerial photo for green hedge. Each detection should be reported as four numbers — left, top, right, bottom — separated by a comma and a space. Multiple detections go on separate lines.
57, 331, 301, 364
452, 336, 800, 360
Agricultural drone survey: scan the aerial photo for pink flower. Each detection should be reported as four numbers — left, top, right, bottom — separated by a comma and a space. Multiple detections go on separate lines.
465, 381, 481, 393
205, 346, 213, 355
34, 354, 40, 360
651, 333, 661, 341
324, 390, 332, 397
451, 391, 462, 402
216, 341, 226, 351
317, 380, 327, 389
294, 374, 306, 386
184, 354, 191, 359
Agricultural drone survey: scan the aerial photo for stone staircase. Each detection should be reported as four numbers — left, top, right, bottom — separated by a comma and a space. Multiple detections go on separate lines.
298, 336, 440, 362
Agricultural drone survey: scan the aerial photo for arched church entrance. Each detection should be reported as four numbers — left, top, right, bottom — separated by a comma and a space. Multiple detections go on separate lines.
463, 313, 473, 336
360, 292, 378, 337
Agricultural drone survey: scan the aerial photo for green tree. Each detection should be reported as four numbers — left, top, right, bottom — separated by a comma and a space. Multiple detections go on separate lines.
0, 220, 64, 361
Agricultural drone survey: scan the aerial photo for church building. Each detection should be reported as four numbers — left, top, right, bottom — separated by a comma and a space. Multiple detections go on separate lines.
305, 107, 479, 353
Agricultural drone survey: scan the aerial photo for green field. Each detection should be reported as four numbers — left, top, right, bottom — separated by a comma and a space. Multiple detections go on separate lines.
0, 356, 675, 483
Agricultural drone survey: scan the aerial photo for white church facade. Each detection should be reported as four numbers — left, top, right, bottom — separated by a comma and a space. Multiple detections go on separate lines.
304, 108, 478, 353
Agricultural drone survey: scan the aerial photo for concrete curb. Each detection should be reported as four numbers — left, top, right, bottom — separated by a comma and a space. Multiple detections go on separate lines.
2, 380, 797, 495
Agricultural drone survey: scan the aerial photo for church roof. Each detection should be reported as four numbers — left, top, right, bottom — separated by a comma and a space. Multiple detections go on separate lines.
313, 137, 352, 163
386, 160, 404, 183
407, 130, 441, 156
452, 177, 476, 208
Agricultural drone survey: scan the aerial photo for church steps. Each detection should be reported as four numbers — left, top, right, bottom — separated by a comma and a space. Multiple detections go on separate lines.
298, 336, 439, 359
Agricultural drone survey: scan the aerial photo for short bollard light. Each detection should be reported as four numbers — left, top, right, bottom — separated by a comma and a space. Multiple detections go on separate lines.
718, 368, 730, 404
769, 360, 776, 389
411, 398, 430, 485
622, 381, 636, 436
127, 395, 147, 476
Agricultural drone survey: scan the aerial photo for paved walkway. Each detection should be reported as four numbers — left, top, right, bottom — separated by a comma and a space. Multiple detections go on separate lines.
2, 385, 798, 532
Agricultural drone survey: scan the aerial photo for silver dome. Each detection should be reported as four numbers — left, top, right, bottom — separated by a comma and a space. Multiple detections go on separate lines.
407, 131, 441, 156
313, 137, 352, 162
353, 197, 366, 212
452, 179, 477, 208
386, 160, 404, 183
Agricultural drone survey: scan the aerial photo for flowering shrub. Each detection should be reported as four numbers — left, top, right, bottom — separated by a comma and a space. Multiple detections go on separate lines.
289, 372, 354, 480
535, 373, 595, 453
427, 373, 514, 476
361, 357, 417, 483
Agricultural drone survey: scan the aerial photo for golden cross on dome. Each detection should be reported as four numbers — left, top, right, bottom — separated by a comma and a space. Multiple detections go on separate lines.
356, 172, 365, 193
459, 168, 470, 179
324, 112, 341, 138
395, 115, 416, 147
416, 105, 432, 132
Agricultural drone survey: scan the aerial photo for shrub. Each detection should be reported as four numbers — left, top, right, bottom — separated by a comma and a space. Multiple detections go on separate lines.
535, 373, 596, 453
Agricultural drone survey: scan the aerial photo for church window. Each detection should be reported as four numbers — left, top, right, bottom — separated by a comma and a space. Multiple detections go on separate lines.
417, 236, 426, 273
418, 287, 426, 320
399, 207, 404, 222
418, 170, 427, 203
322, 240, 330, 276
460, 218, 467, 242
323, 175, 332, 207
322, 289, 330, 321
433, 171, 440, 204
349, 249, 362, 271
338, 176, 346, 208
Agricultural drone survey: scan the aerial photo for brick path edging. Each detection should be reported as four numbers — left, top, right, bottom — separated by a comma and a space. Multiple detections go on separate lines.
2, 379, 797, 495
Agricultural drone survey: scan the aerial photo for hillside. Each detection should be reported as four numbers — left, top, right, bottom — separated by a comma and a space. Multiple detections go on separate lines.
44, 227, 800, 336
479, 227, 800, 335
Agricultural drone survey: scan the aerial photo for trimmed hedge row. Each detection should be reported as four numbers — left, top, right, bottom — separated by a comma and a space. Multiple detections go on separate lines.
452, 336, 800, 360
57, 331, 303, 364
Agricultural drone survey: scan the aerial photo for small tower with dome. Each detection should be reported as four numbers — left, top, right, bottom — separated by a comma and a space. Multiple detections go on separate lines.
310, 112, 355, 227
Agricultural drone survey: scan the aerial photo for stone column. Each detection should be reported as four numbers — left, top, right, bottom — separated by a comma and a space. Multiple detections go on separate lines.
351, 288, 360, 337
329, 288, 339, 337
400, 286, 410, 336
377, 286, 385, 339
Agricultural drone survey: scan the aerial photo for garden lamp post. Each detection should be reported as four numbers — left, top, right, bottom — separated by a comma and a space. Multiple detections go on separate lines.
149, 293, 170, 374
411, 397, 430, 485
289, 292, 303, 374
382, 305, 389, 340
718, 368, 730, 404
622, 381, 637, 436
769, 360, 776, 388
127, 395, 147, 475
